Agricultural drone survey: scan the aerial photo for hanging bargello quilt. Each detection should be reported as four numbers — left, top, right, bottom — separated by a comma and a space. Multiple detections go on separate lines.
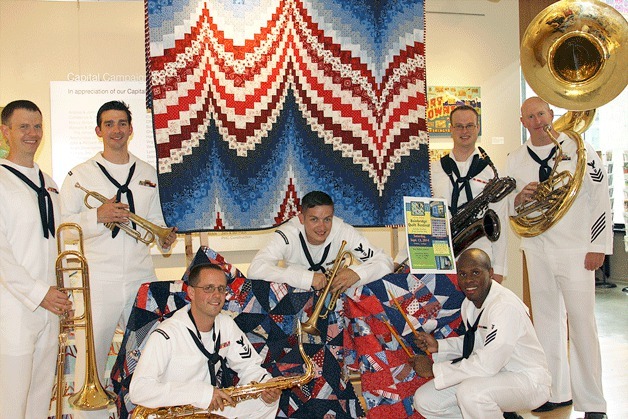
110, 247, 464, 418
146, 0, 430, 231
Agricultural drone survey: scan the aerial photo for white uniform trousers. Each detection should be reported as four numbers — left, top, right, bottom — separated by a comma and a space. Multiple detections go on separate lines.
524, 249, 606, 413
413, 371, 549, 418
72, 276, 146, 419
0, 303, 58, 418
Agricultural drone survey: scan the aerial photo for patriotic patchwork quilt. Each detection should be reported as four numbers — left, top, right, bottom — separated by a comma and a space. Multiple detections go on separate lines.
111, 247, 463, 418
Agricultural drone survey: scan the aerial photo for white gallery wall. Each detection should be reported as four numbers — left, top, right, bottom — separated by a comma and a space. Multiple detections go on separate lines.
0, 0, 525, 297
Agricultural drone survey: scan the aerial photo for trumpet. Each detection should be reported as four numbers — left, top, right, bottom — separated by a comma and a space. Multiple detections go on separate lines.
54, 223, 117, 417
301, 240, 354, 336
131, 323, 314, 419
75, 182, 175, 245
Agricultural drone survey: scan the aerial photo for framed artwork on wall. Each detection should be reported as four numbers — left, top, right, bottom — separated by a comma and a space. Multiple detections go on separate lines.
427, 86, 481, 136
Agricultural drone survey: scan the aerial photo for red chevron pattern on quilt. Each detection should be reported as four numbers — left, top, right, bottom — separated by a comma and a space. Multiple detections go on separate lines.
148, 0, 427, 195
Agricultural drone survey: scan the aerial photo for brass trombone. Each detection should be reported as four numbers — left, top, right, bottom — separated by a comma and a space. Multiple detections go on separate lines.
75, 182, 175, 245
301, 240, 354, 336
54, 223, 117, 417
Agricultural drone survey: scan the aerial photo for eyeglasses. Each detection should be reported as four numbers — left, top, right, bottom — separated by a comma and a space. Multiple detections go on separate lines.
452, 124, 478, 131
191, 285, 228, 294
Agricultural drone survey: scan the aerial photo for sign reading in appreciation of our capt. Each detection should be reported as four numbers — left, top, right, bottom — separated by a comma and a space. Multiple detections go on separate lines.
402, 196, 456, 274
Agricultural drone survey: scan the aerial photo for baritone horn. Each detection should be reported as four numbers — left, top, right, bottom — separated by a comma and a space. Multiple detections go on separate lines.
75, 182, 175, 245
54, 223, 116, 417
301, 240, 354, 336
512, 0, 628, 236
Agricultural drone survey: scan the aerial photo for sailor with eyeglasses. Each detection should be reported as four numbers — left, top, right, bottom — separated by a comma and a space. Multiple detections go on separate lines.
407, 105, 509, 282
130, 262, 281, 418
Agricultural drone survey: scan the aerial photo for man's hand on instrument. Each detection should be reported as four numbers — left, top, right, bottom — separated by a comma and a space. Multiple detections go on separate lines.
96, 196, 130, 224
40, 286, 72, 316
413, 331, 438, 354
209, 388, 234, 412
584, 252, 605, 271
158, 227, 178, 248
260, 380, 282, 405
330, 267, 360, 294
410, 354, 434, 378
514, 182, 538, 207
312, 273, 327, 291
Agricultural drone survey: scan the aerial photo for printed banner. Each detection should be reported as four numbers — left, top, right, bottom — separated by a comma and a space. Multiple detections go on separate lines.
402, 196, 455, 274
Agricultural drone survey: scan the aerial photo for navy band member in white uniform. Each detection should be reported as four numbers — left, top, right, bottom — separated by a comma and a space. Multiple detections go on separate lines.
248, 191, 393, 292
411, 249, 550, 419
506, 97, 612, 419
60, 100, 178, 418
130, 263, 281, 418
397, 105, 509, 282
0, 100, 72, 417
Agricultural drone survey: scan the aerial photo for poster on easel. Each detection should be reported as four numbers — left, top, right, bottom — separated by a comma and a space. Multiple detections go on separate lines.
403, 196, 456, 274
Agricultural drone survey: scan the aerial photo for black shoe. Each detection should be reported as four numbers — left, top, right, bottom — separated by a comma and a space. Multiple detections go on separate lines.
503, 413, 523, 419
583, 413, 607, 419
532, 400, 573, 412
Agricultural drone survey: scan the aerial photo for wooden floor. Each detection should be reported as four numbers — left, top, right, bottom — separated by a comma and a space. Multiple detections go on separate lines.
519, 279, 628, 419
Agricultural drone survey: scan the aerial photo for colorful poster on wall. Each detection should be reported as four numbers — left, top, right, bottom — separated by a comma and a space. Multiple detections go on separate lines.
402, 196, 456, 274
0, 106, 7, 159
427, 86, 481, 136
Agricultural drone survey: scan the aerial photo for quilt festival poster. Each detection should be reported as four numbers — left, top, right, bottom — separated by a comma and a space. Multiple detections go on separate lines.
146, 0, 430, 232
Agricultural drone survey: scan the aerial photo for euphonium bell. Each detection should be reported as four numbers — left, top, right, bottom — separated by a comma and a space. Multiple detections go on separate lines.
301, 241, 354, 336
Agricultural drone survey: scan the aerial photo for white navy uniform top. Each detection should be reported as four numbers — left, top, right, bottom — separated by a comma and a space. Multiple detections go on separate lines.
506, 134, 613, 254
60, 152, 169, 282
247, 215, 393, 290
431, 148, 509, 276
432, 282, 551, 390
0, 160, 60, 311
130, 305, 269, 409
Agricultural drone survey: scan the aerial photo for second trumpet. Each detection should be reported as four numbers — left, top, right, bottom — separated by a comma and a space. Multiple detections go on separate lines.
301, 240, 354, 336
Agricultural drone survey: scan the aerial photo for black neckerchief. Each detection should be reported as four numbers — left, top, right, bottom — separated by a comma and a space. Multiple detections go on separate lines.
186, 310, 231, 387
299, 232, 331, 273
2, 164, 55, 238
96, 161, 137, 238
440, 154, 488, 214
527, 145, 558, 182
452, 309, 484, 364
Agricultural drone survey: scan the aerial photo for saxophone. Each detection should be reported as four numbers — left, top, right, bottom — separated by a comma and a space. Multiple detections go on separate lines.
131, 323, 314, 419
450, 147, 516, 255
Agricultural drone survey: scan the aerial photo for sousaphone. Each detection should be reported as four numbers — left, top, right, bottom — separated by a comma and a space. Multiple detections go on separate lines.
512, 0, 628, 237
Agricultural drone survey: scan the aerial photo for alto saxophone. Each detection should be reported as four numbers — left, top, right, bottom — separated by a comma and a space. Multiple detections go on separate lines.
131, 323, 314, 419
